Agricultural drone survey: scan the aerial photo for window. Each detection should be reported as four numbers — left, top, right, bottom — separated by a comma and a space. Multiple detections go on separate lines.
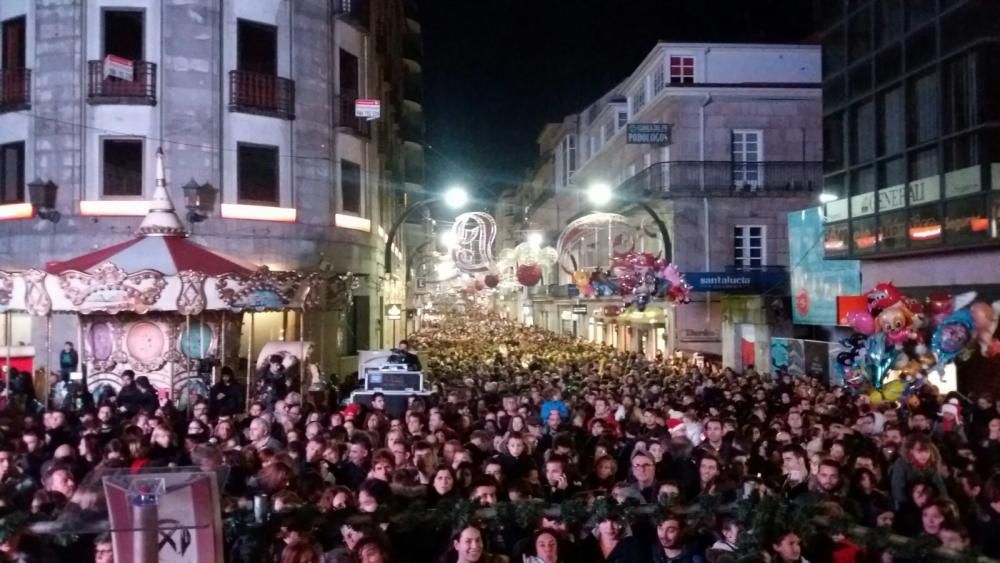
631, 87, 646, 116
237, 143, 279, 204
908, 71, 940, 144
589, 135, 597, 158
103, 10, 144, 61
877, 86, 904, 156
653, 63, 666, 95
943, 53, 977, 134
237, 19, 277, 75
616, 110, 628, 129
731, 130, 763, 188
340, 160, 362, 214
0, 142, 24, 203
561, 135, 576, 186
669, 56, 694, 84
340, 49, 359, 93
847, 5, 872, 61
102, 139, 143, 197
851, 99, 875, 163
734, 225, 766, 268
2, 16, 27, 69
823, 113, 846, 172
875, 0, 903, 47
602, 123, 611, 143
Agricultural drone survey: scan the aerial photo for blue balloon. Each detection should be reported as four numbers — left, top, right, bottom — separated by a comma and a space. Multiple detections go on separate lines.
865, 332, 897, 390
931, 309, 974, 366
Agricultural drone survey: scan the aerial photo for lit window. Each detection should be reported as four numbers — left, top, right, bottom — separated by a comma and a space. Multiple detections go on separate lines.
669, 56, 695, 84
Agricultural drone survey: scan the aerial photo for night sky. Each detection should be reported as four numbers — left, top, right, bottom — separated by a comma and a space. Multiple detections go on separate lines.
417, 0, 818, 198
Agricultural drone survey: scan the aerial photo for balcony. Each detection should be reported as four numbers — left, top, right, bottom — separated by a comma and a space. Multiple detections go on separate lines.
229, 70, 295, 120
0, 68, 31, 113
618, 161, 822, 198
335, 91, 370, 138
333, 0, 369, 28
87, 61, 156, 105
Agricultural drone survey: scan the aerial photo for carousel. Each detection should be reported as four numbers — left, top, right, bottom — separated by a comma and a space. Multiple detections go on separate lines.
0, 150, 335, 404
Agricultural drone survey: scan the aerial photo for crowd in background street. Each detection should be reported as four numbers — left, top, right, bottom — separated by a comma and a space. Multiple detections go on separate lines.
0, 311, 997, 562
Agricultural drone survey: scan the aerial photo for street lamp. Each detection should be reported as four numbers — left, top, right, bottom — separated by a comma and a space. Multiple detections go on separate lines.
585, 180, 673, 263
383, 185, 469, 276
27, 178, 60, 223
182, 178, 217, 223
818, 191, 838, 204
586, 182, 613, 207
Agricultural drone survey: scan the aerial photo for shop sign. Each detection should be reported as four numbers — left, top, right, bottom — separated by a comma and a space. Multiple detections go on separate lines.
788, 208, 861, 326
850, 192, 875, 217
944, 165, 981, 198
679, 328, 721, 343
385, 304, 402, 320
626, 123, 671, 144
824, 199, 849, 222
602, 305, 621, 317
686, 270, 787, 293
572, 304, 588, 314
103, 54, 134, 81
877, 184, 906, 212
907, 175, 941, 205
355, 99, 381, 120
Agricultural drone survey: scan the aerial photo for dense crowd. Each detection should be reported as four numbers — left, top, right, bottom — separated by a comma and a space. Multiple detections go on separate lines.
0, 311, 998, 562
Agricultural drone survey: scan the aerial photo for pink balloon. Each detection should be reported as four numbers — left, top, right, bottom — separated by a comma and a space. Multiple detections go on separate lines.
847, 311, 877, 336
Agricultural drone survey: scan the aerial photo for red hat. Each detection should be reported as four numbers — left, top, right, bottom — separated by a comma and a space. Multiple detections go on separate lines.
343, 403, 362, 419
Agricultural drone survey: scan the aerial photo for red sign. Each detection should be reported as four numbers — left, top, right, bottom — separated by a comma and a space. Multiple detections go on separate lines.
836, 295, 869, 326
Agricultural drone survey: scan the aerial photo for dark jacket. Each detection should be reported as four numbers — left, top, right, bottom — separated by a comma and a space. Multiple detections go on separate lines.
209, 381, 244, 416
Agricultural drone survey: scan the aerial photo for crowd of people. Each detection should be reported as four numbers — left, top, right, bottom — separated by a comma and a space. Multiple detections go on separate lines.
0, 311, 997, 562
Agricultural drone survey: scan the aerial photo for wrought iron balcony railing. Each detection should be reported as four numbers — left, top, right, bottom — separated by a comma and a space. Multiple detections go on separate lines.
87, 60, 157, 105
229, 70, 295, 120
334, 0, 369, 27
335, 91, 370, 138
0, 68, 31, 112
618, 161, 822, 197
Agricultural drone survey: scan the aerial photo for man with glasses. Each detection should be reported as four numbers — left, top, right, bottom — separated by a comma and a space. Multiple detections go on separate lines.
631, 450, 659, 502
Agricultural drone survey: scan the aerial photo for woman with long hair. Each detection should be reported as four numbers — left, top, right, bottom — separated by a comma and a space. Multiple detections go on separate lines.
440, 524, 504, 563
428, 465, 458, 504
524, 528, 562, 563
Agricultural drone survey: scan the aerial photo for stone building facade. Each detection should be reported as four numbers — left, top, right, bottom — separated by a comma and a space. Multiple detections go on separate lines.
0, 0, 425, 375
509, 43, 823, 369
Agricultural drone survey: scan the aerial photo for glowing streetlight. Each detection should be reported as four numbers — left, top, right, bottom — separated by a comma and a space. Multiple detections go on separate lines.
443, 186, 469, 209
527, 231, 543, 248
586, 182, 613, 207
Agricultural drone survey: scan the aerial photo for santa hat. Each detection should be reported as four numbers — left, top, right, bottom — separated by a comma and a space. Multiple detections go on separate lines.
666, 409, 685, 429
940, 399, 961, 420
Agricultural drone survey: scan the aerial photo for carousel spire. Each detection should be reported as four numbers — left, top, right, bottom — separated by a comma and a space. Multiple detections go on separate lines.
138, 147, 188, 237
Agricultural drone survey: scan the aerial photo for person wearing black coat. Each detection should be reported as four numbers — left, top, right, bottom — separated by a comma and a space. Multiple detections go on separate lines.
209, 367, 244, 417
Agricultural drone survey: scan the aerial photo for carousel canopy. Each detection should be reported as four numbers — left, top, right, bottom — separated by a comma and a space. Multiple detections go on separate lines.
45, 150, 254, 277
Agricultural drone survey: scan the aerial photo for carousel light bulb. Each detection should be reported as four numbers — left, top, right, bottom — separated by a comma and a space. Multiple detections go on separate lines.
527, 231, 543, 248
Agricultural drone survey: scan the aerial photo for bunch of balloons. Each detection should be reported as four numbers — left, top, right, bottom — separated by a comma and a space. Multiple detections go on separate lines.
571, 251, 691, 312
496, 242, 559, 289
840, 282, 994, 398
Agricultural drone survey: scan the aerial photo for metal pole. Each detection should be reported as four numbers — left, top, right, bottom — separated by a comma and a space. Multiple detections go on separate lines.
3, 312, 9, 402
384, 198, 439, 277
45, 315, 52, 411
246, 313, 255, 408
220, 311, 227, 380
298, 308, 305, 395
